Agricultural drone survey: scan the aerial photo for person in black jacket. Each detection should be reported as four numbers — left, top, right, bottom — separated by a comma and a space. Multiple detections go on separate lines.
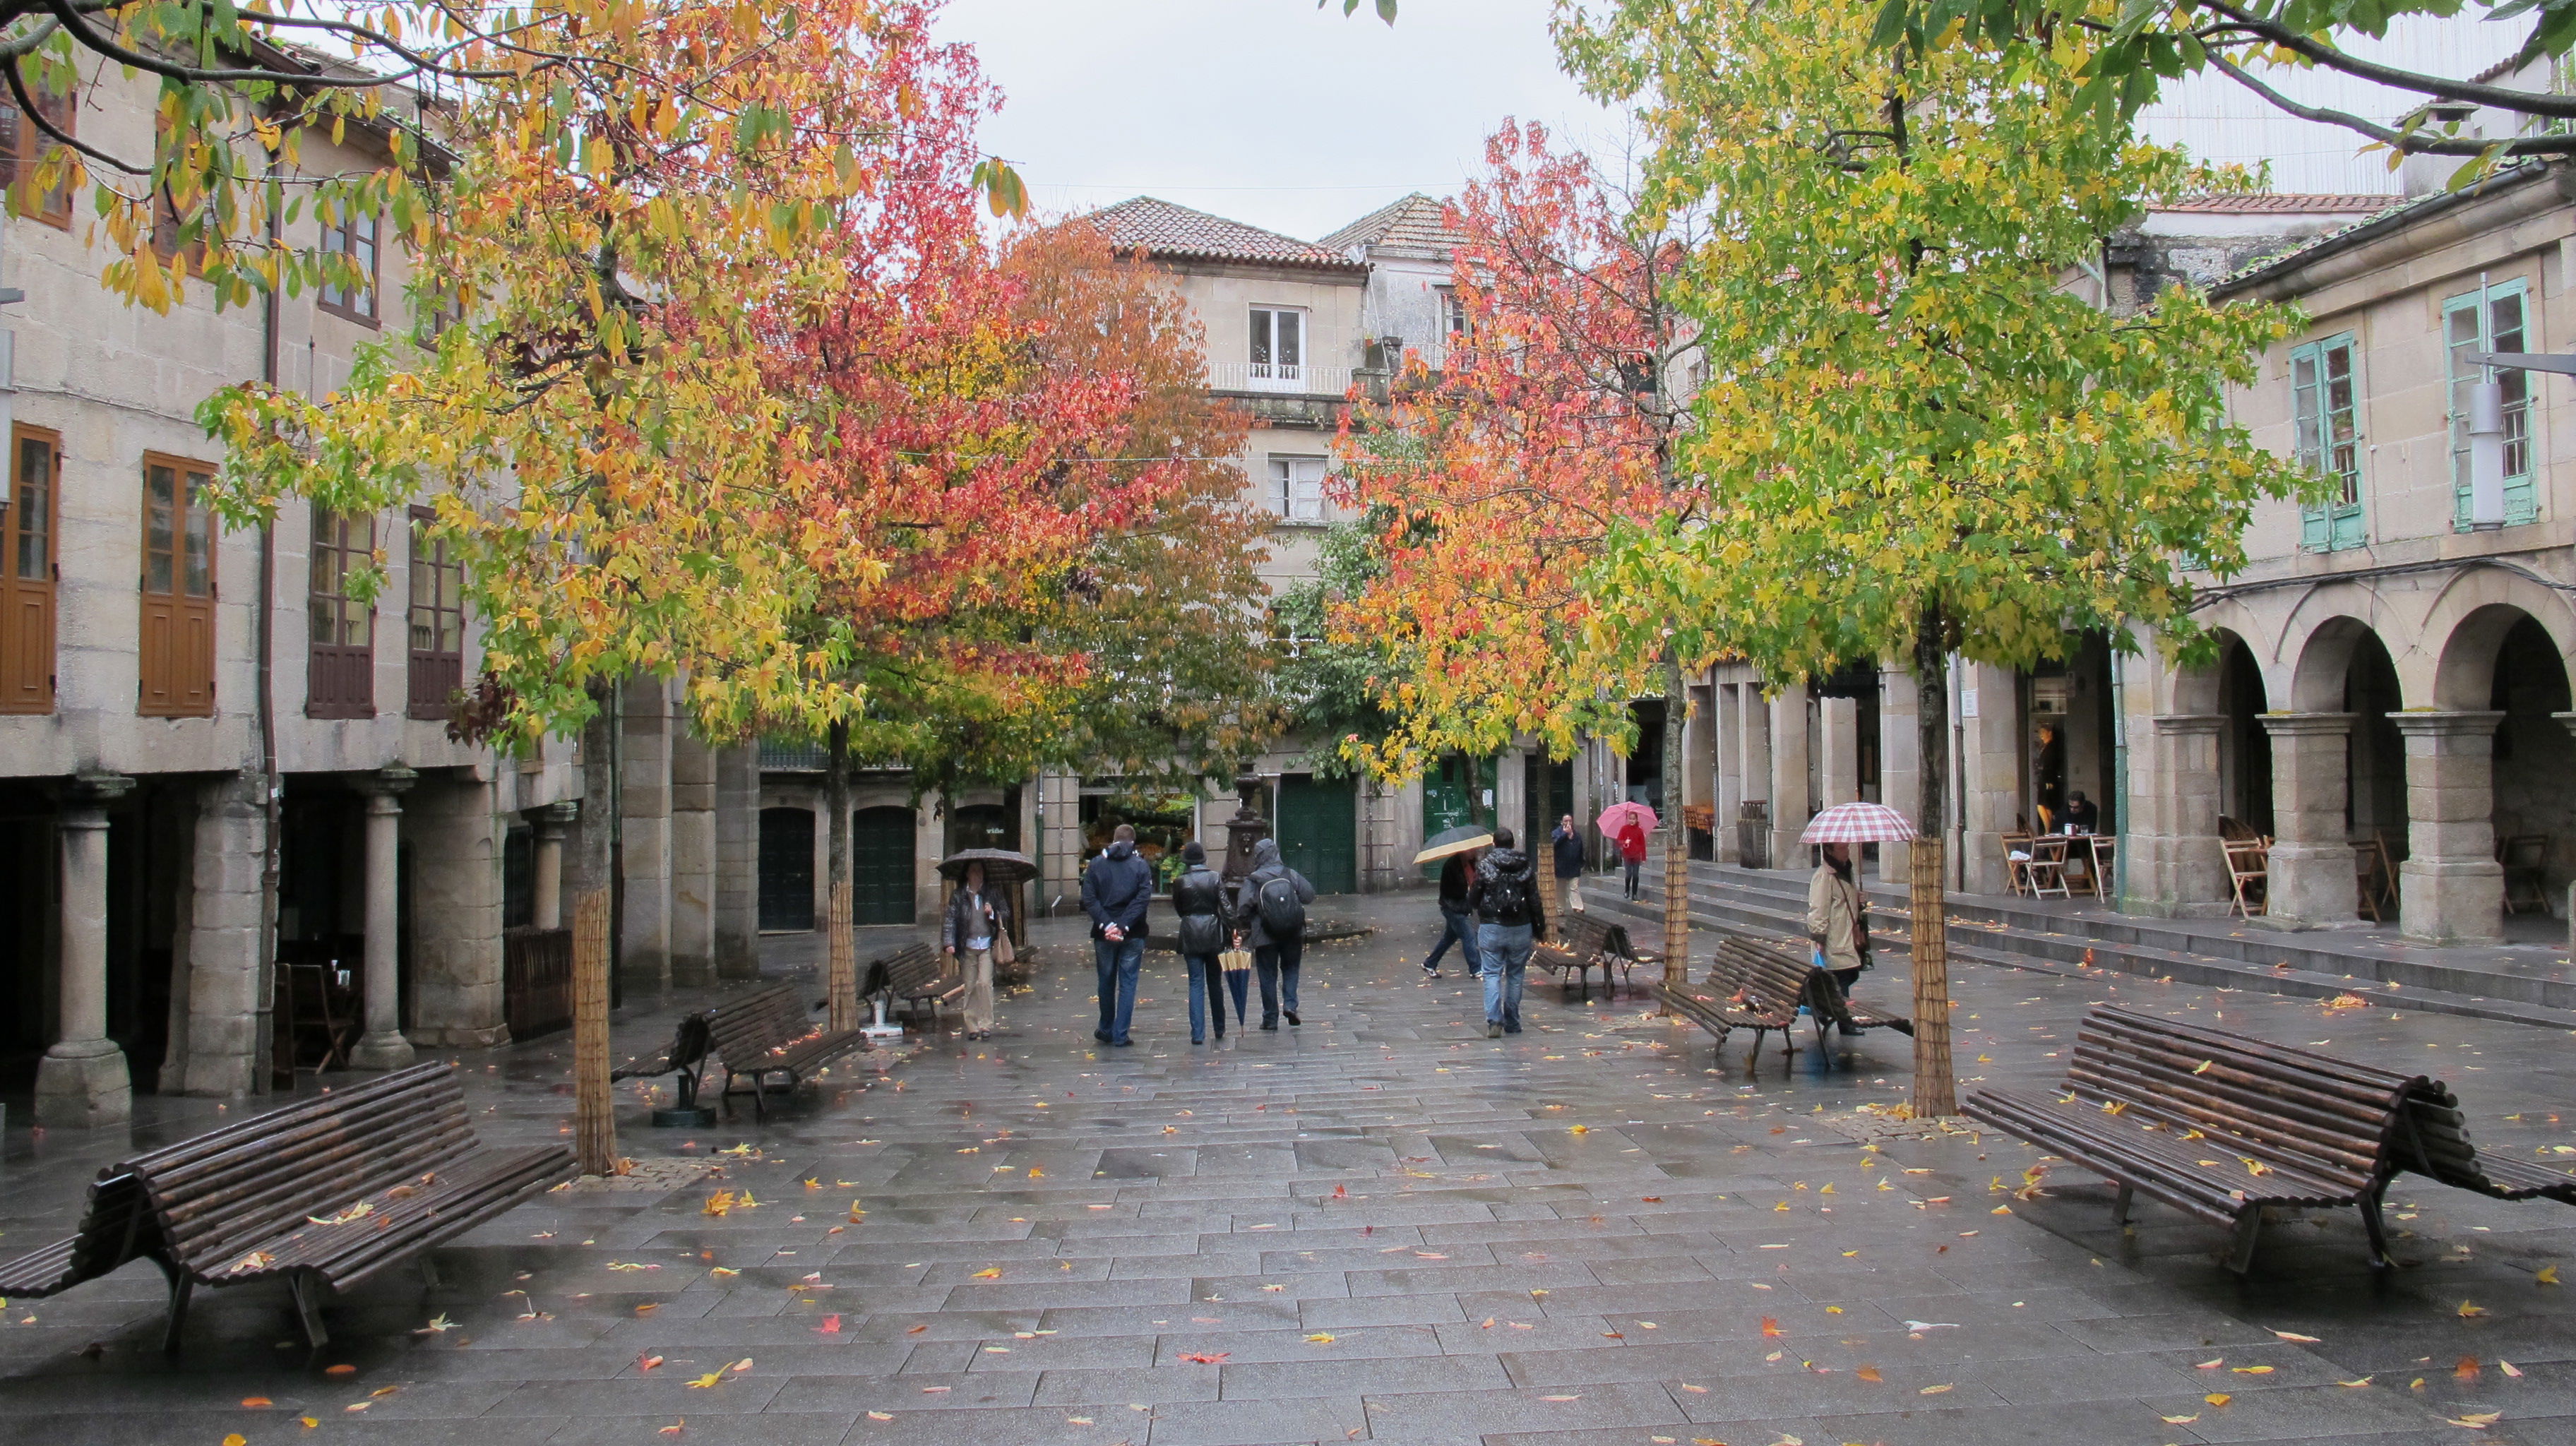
1551, 815, 1586, 919
1465, 827, 1548, 1037
1169, 842, 1238, 1044
1080, 824, 1155, 1047
1420, 847, 1484, 978
1229, 837, 1316, 1030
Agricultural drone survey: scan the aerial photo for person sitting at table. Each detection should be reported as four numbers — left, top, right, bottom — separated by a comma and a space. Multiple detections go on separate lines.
2063, 791, 2100, 833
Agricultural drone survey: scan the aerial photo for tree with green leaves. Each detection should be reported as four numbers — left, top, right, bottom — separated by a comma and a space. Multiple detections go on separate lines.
1560, 0, 2312, 1116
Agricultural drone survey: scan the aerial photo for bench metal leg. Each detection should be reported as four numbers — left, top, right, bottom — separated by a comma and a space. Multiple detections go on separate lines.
2224, 1208, 2265, 1275
160, 1272, 193, 1355
2359, 1190, 2395, 1269
2112, 1183, 2134, 1226
289, 1272, 331, 1349
419, 1253, 442, 1290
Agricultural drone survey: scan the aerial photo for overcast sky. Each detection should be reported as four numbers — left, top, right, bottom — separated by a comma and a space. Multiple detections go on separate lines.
932, 0, 1617, 242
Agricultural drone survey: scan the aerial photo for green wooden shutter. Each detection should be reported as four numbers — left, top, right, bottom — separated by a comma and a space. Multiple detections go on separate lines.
2446, 282, 2533, 529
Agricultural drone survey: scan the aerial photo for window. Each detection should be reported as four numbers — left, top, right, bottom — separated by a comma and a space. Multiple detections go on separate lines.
2447, 279, 2535, 527
0, 426, 58, 713
1269, 455, 1327, 522
1249, 305, 1304, 385
319, 204, 380, 324
306, 504, 375, 719
407, 506, 465, 719
0, 74, 76, 228
2289, 332, 2366, 551
1440, 286, 1467, 337
150, 115, 208, 272
139, 456, 216, 717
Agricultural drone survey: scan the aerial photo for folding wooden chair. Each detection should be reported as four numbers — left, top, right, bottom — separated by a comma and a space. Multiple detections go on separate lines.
2224, 837, 2268, 919
2500, 834, 2551, 915
2025, 836, 2073, 900
2001, 830, 2034, 897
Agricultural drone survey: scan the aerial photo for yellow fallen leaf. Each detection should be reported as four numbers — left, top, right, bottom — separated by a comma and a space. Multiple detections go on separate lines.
1918, 1382, 1952, 1394
686, 1372, 724, 1389
2159, 1414, 2199, 1425
2205, 1392, 2232, 1406
2274, 1330, 2321, 1343
2459, 1301, 2491, 1317
866, 1411, 893, 1421
225, 1437, 249, 1446
1569, 1125, 1589, 1134
972, 1267, 1001, 1279
1856, 1365, 1883, 1382
2539, 1265, 2560, 1286
2231, 1366, 2274, 1375
1539, 1394, 1582, 1401
2447, 1413, 2503, 1428
1306, 1332, 1337, 1344
2195, 1358, 2224, 1369
2336, 1377, 2373, 1387
2501, 1360, 2524, 1378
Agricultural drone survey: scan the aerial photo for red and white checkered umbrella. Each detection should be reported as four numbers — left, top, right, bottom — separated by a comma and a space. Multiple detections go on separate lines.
1799, 802, 1919, 844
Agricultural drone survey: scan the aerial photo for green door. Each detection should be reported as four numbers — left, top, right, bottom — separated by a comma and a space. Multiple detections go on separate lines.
852, 806, 916, 924
1277, 775, 1356, 895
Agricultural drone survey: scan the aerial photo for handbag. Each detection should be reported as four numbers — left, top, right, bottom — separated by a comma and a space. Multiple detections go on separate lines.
993, 931, 1015, 966
1219, 947, 1253, 974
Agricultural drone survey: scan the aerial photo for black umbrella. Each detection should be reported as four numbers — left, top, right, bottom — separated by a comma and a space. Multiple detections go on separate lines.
939, 848, 1036, 886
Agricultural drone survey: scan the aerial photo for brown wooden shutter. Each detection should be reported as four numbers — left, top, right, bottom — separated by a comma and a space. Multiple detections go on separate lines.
406, 506, 464, 719
0, 426, 56, 712
138, 455, 215, 717
306, 504, 376, 719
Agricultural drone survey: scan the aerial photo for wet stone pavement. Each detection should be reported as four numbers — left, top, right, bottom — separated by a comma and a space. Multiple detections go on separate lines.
4, 894, 2576, 1445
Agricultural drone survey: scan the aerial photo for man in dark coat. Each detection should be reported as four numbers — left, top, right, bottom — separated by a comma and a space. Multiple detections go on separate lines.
1550, 814, 1586, 919
1169, 841, 1238, 1044
1080, 824, 1155, 1047
1229, 837, 1316, 1030
1421, 847, 1483, 979
1465, 827, 1547, 1037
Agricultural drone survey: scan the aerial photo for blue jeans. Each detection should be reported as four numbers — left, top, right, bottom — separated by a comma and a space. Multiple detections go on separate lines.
1094, 934, 1143, 1043
1184, 952, 1231, 1041
1477, 921, 1533, 1030
1424, 907, 1481, 972
1256, 935, 1303, 1024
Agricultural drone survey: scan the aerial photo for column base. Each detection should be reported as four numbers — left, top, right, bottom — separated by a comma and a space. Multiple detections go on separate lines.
2265, 842, 2360, 930
349, 1030, 418, 1070
411, 1024, 510, 1048
2399, 860, 2506, 947
35, 1039, 131, 1128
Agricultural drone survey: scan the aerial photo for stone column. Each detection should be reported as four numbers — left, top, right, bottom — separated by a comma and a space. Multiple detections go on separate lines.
180, 771, 267, 1098
532, 801, 575, 931
350, 767, 417, 1070
713, 748, 761, 978
1877, 664, 1920, 885
405, 774, 506, 1048
2260, 712, 2359, 927
2392, 711, 2506, 946
37, 774, 133, 1127
619, 676, 673, 991
1767, 681, 1811, 867
669, 730, 716, 986
1957, 661, 2023, 895
2145, 715, 2229, 917
1714, 684, 1743, 863
1818, 695, 1859, 808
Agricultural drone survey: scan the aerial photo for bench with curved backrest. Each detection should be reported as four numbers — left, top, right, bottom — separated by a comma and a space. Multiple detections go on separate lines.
1534, 912, 1650, 1002
871, 941, 960, 1025
1963, 1006, 2420, 1272
0, 1062, 575, 1351
2397, 1082, 2576, 1206
708, 982, 870, 1119
1676, 932, 1911, 1070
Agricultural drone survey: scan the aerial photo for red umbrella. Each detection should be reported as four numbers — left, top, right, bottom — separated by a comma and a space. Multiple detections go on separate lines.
1596, 801, 1659, 837
1799, 802, 1918, 844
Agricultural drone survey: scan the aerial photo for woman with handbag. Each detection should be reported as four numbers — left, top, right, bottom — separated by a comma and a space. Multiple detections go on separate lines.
942, 860, 1012, 1041
1170, 842, 1240, 1044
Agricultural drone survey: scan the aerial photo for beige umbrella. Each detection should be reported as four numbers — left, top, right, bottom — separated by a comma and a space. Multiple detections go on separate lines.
1414, 825, 1495, 872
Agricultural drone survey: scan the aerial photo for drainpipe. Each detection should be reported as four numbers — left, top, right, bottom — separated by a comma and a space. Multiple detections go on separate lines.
254, 149, 283, 1092
2110, 644, 2129, 909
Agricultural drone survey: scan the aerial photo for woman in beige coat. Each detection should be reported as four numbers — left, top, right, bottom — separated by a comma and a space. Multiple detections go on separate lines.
1806, 842, 1870, 1000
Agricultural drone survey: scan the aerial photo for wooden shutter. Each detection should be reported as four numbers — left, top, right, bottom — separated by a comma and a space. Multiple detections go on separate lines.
1, 78, 76, 228
138, 455, 215, 716
306, 504, 376, 719
0, 426, 56, 712
405, 505, 464, 719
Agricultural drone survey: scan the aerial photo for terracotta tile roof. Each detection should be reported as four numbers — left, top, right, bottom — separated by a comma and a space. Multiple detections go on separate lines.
1320, 192, 1467, 260
2214, 161, 2551, 295
1087, 196, 1364, 272
2161, 192, 2399, 214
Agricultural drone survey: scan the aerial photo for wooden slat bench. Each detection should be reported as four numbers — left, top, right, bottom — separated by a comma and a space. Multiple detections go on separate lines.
1533, 913, 1652, 1003
0, 1169, 152, 1304
1962, 1005, 2422, 1272
709, 982, 869, 1119
0, 1062, 576, 1351
1699, 932, 1910, 1069
874, 941, 962, 1026
1654, 981, 1733, 1058
2398, 1084, 2576, 1205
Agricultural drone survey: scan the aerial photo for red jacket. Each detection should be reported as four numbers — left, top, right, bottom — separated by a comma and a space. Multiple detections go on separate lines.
1616, 823, 1648, 862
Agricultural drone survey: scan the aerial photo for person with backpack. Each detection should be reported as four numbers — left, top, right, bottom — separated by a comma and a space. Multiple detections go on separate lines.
1465, 826, 1547, 1037
1081, 823, 1155, 1048
1170, 841, 1236, 1045
1229, 837, 1316, 1030
1420, 847, 1482, 979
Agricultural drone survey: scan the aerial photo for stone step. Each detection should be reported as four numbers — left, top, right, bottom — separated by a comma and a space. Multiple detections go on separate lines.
1583, 866, 2576, 1033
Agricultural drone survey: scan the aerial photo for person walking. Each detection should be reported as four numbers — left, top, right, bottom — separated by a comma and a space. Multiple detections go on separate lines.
1420, 848, 1482, 979
1466, 826, 1547, 1037
1081, 823, 1155, 1047
1806, 840, 1871, 1027
1550, 814, 1585, 918
1230, 837, 1316, 1030
940, 859, 1011, 1041
1171, 842, 1233, 1045
1616, 816, 1649, 900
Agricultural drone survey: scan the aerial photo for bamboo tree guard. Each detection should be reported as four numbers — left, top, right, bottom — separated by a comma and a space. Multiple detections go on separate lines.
1908, 835, 1956, 1116
573, 889, 616, 1176
827, 881, 857, 1032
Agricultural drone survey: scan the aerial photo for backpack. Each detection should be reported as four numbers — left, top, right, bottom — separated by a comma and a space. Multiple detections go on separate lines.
1483, 863, 1532, 923
1256, 873, 1306, 938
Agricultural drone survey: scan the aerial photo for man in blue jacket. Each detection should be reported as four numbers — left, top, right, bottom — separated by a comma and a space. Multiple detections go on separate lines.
1081, 824, 1155, 1047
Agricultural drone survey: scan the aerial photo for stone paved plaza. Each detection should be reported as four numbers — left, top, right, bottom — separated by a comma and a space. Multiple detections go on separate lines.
4, 894, 2576, 1445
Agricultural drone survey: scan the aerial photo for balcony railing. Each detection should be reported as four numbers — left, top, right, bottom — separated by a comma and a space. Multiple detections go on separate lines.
1206, 362, 1356, 396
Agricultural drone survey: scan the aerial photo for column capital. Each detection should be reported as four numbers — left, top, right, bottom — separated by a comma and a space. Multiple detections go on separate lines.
62, 770, 133, 808
2387, 710, 2505, 739
356, 764, 419, 800
2259, 711, 2356, 739
535, 799, 581, 835
2151, 713, 2226, 736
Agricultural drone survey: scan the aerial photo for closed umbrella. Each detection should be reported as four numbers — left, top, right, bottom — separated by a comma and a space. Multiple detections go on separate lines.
1798, 802, 1918, 845
1596, 801, 1658, 839
1414, 825, 1494, 877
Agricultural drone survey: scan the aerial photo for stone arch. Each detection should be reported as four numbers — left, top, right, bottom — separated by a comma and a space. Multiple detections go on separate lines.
2286, 614, 2382, 714
2418, 566, 2576, 709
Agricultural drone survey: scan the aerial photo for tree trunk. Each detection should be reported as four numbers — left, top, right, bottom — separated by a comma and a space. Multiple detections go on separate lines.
1909, 601, 1957, 1118
825, 721, 854, 1030
1661, 647, 1690, 1008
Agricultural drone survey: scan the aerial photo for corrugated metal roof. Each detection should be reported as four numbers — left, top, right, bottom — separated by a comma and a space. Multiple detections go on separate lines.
1320, 192, 1466, 260
1086, 196, 1364, 272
